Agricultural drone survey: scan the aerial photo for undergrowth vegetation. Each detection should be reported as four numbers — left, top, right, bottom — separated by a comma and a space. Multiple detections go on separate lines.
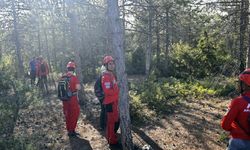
0, 55, 42, 149
129, 74, 236, 124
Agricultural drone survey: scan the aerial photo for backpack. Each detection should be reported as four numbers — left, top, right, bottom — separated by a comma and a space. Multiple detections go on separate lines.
94, 75, 104, 103
58, 76, 75, 101
40, 63, 46, 73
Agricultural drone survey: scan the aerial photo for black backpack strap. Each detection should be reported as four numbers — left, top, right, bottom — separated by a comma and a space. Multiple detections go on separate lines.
243, 96, 250, 103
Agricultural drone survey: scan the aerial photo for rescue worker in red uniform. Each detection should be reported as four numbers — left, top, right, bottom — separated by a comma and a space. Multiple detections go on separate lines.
221, 68, 250, 149
36, 56, 49, 94
101, 56, 120, 145
62, 61, 81, 137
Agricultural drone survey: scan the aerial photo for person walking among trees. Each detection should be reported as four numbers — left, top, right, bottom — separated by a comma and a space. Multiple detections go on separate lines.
101, 56, 120, 146
36, 56, 49, 94
221, 68, 250, 149
61, 61, 81, 137
29, 56, 37, 86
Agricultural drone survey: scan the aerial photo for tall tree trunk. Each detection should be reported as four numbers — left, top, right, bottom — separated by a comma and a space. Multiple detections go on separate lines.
156, 15, 160, 71
239, 0, 248, 72
44, 28, 52, 72
68, 13, 83, 82
165, 7, 170, 57
122, 0, 126, 50
11, 0, 24, 78
66, 0, 85, 103
0, 44, 2, 60
65, 0, 83, 82
52, 28, 57, 68
107, 0, 133, 149
61, 0, 67, 72
37, 22, 41, 55
145, 2, 153, 77
244, 0, 250, 68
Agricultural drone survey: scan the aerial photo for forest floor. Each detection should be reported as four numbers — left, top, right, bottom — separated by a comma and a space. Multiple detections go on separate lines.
12, 79, 229, 150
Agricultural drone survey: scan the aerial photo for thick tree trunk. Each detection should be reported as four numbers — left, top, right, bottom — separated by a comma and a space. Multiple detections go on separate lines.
11, 0, 24, 78
244, 0, 250, 68
68, 13, 83, 82
107, 0, 133, 149
239, 0, 248, 71
66, 0, 85, 103
145, 2, 153, 77
65, 0, 83, 82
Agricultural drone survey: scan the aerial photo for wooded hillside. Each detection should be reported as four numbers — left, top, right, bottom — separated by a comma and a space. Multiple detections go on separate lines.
1, 0, 249, 150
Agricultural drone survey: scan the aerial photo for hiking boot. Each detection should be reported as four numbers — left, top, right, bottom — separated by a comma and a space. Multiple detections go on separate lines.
109, 143, 123, 149
67, 131, 80, 137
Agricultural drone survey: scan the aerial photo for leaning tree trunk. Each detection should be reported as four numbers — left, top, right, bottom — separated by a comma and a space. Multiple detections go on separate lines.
107, 0, 133, 149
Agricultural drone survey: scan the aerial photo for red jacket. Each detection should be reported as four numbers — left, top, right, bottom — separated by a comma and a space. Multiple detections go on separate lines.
36, 60, 49, 77
221, 91, 250, 140
101, 71, 119, 105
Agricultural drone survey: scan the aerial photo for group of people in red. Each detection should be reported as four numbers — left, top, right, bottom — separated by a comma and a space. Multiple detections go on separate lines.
31, 54, 250, 149
29, 56, 49, 94
60, 55, 121, 148
221, 68, 250, 149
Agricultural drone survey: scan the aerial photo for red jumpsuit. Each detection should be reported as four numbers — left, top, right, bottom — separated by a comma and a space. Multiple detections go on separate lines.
62, 72, 80, 133
101, 71, 119, 144
221, 91, 250, 140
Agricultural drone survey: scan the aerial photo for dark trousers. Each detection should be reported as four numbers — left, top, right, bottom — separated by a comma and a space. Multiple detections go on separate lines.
30, 70, 36, 85
100, 103, 106, 129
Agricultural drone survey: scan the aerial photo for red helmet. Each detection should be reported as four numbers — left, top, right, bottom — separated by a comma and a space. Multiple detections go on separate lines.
239, 68, 250, 86
103, 56, 114, 64
67, 61, 76, 68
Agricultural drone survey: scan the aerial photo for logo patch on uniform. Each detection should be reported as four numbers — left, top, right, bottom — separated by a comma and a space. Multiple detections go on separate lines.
244, 104, 250, 112
104, 82, 111, 89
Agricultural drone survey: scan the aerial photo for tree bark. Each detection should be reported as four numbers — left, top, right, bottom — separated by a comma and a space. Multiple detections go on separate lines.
11, 0, 24, 78
244, 0, 250, 68
239, 0, 248, 71
145, 1, 153, 77
65, 0, 83, 82
66, 0, 85, 103
165, 7, 170, 57
37, 22, 41, 56
156, 15, 160, 71
107, 0, 133, 149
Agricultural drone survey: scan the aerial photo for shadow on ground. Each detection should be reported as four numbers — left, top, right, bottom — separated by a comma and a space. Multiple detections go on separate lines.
69, 136, 93, 150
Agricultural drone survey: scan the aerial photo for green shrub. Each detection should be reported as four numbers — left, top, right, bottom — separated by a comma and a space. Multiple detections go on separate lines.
129, 75, 235, 119
166, 40, 235, 79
